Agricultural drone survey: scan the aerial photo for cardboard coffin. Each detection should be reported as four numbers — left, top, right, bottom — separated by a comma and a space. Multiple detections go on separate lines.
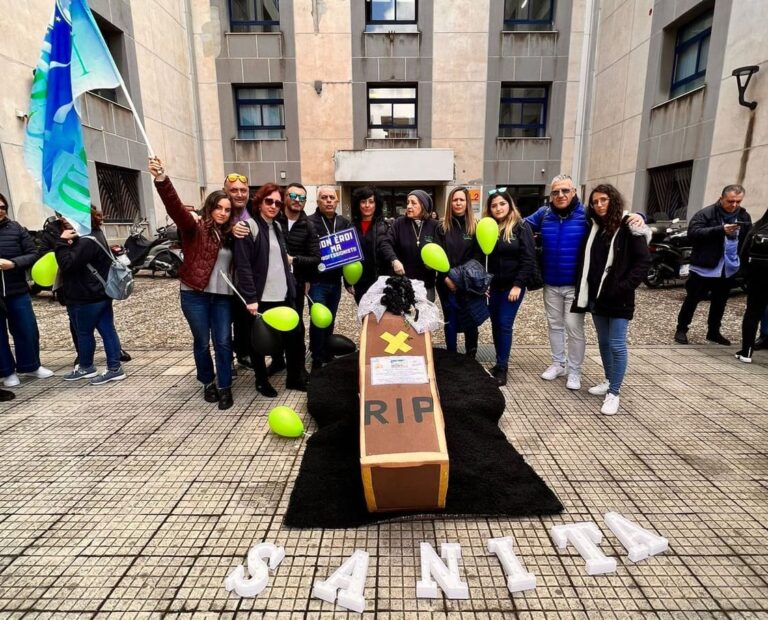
359, 312, 449, 512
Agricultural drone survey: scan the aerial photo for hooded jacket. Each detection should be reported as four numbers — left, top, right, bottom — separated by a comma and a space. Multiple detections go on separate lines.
54, 232, 113, 305
0, 218, 37, 297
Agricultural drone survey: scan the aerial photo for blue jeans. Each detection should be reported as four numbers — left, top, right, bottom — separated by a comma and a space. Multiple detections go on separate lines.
438, 288, 478, 354
488, 288, 526, 368
0, 293, 42, 376
308, 281, 342, 363
592, 314, 629, 396
180, 290, 233, 389
67, 300, 121, 371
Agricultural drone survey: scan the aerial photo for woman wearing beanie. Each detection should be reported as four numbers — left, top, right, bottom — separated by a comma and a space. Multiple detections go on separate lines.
378, 189, 439, 301
435, 187, 478, 357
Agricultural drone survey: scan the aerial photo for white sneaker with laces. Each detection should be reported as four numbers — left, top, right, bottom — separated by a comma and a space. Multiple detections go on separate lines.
734, 353, 752, 364
21, 366, 54, 379
2, 373, 20, 387
541, 364, 567, 381
566, 373, 581, 390
601, 393, 621, 415
588, 380, 610, 396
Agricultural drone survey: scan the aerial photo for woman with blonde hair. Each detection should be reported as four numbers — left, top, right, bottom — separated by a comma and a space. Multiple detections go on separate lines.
477, 188, 536, 386
435, 187, 479, 357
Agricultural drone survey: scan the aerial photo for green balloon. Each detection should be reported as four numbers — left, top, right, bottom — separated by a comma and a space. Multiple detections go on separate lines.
343, 261, 363, 285
420, 242, 450, 273
310, 302, 333, 328
268, 406, 304, 437
261, 306, 299, 332
31, 252, 58, 287
476, 217, 499, 255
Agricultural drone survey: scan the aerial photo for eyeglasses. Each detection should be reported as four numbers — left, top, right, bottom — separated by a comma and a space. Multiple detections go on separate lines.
224, 173, 248, 184
488, 187, 508, 196
288, 192, 307, 202
550, 188, 573, 197
263, 197, 283, 208
591, 197, 610, 207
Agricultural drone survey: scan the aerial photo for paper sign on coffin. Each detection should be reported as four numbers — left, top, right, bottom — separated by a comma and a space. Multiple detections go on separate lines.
359, 312, 449, 513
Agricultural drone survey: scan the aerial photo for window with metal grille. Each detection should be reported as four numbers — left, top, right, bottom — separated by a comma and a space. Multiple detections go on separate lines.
366, 0, 417, 25
96, 163, 141, 223
229, 0, 280, 32
647, 161, 693, 221
235, 86, 285, 140
670, 11, 712, 98
367, 85, 418, 139
504, 0, 554, 30
499, 85, 548, 138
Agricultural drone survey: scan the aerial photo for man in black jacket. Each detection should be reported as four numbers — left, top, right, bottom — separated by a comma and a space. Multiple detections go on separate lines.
674, 185, 752, 345
273, 182, 320, 376
307, 186, 353, 370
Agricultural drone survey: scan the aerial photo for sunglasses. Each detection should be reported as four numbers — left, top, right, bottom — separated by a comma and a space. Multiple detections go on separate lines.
263, 197, 283, 208
225, 173, 248, 184
488, 187, 508, 196
288, 192, 307, 202
550, 188, 573, 197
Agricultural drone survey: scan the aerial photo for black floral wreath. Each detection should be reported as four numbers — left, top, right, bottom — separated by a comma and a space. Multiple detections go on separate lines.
380, 276, 419, 322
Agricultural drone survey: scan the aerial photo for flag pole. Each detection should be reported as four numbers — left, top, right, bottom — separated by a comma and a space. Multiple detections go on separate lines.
114, 77, 155, 158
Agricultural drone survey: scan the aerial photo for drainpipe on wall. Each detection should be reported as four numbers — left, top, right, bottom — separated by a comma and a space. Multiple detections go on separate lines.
571, 0, 599, 186
183, 0, 208, 197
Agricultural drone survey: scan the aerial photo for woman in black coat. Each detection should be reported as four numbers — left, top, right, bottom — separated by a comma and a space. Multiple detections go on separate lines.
572, 184, 651, 416
735, 207, 768, 363
378, 190, 438, 301
350, 186, 389, 304
435, 187, 478, 357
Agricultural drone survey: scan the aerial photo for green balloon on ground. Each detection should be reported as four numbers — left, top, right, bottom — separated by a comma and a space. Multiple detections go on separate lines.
476, 217, 499, 255
268, 406, 304, 437
310, 302, 333, 328
31, 252, 58, 287
342, 261, 363, 285
262, 306, 299, 332
420, 242, 450, 273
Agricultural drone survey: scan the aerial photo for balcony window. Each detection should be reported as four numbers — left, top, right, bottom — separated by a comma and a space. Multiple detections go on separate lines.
367, 85, 417, 139
235, 86, 285, 140
499, 85, 548, 138
229, 0, 279, 32
366, 0, 417, 25
504, 0, 554, 31
670, 11, 712, 98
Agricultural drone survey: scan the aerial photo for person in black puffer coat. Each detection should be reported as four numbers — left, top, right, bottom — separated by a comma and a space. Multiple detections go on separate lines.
350, 186, 389, 304
55, 207, 127, 386
435, 187, 478, 358
735, 206, 768, 363
378, 189, 439, 301
0, 192, 53, 390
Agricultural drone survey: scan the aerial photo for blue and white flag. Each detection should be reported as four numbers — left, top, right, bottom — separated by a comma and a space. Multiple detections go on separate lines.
24, 0, 122, 234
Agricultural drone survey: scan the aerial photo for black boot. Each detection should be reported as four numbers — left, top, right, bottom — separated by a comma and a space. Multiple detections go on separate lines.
674, 328, 688, 344
218, 387, 233, 410
119, 349, 132, 362
491, 366, 507, 386
203, 382, 219, 403
0, 389, 15, 402
256, 379, 277, 398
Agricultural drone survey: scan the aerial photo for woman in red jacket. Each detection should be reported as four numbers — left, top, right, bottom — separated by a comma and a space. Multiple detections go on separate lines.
149, 157, 237, 410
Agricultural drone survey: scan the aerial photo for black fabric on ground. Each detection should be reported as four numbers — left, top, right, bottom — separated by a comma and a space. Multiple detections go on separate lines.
284, 348, 563, 528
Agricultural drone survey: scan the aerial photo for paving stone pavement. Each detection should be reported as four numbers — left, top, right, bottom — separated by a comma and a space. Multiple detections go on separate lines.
0, 331, 766, 617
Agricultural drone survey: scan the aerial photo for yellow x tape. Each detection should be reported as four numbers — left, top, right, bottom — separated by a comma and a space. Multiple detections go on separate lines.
381, 331, 412, 354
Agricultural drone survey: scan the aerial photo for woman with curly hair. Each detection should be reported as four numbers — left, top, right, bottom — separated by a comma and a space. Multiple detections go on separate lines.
435, 187, 478, 357
572, 184, 651, 415
150, 157, 239, 410
350, 186, 388, 304
478, 188, 537, 386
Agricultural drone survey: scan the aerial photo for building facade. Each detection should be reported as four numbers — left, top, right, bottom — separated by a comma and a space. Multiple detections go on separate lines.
0, 0, 765, 236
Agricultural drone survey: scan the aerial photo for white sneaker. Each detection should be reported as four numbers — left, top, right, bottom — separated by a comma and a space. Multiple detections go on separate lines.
541, 364, 567, 381
588, 380, 610, 396
21, 366, 54, 379
734, 353, 752, 364
2, 374, 20, 387
566, 373, 581, 390
601, 393, 621, 415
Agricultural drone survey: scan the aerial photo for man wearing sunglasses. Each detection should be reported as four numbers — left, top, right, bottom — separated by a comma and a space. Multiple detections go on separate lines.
272, 183, 321, 377
307, 186, 353, 370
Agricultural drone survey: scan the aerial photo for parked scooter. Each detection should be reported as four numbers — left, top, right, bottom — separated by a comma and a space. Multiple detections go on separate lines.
644, 218, 692, 288
123, 219, 183, 277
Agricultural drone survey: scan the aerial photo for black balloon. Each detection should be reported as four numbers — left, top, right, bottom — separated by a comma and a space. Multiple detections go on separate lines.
326, 334, 356, 357
251, 316, 281, 356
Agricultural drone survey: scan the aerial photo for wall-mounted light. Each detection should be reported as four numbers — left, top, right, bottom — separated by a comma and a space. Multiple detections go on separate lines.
732, 65, 759, 110
314, 80, 323, 95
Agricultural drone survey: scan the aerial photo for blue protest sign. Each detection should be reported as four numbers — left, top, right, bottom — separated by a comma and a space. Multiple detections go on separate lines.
318, 228, 363, 271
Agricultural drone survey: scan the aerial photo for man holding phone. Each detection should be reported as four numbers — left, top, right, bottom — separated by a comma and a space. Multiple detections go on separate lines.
674, 184, 752, 345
